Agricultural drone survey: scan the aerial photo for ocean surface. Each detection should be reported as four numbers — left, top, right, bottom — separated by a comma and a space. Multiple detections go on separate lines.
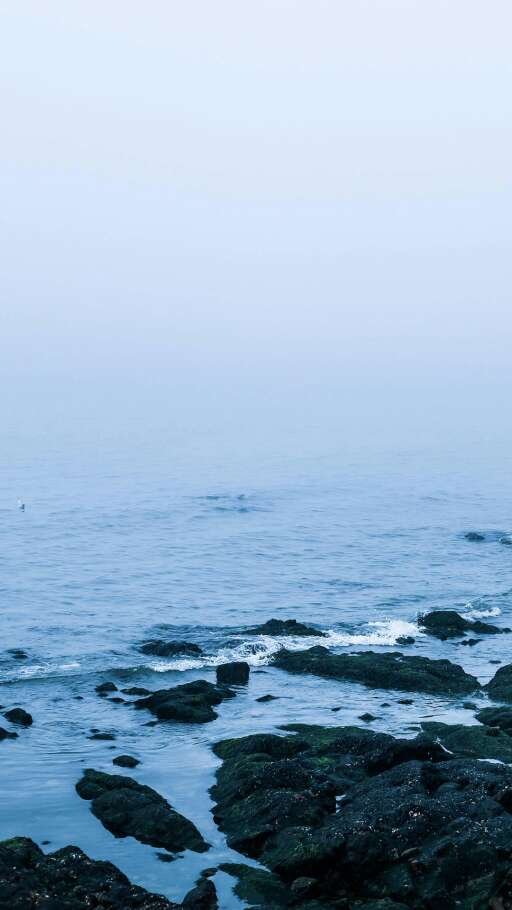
2, 418, 512, 906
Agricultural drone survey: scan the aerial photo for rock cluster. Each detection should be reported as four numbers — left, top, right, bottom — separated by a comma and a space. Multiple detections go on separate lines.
211, 722, 512, 908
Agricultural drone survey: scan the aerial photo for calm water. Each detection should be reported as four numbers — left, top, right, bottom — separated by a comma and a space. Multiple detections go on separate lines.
2, 418, 512, 906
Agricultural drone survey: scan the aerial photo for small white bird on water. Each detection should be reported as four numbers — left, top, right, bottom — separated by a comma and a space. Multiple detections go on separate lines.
17, 499, 25, 512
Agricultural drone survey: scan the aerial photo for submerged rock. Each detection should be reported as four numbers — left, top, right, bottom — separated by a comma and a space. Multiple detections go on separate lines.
122, 686, 152, 696
211, 723, 512, 908
487, 663, 512, 702
76, 769, 208, 855
7, 649, 28, 660
139, 640, 203, 658
0, 837, 178, 909
418, 609, 505, 639
246, 619, 326, 637
0, 727, 17, 741
216, 662, 250, 685
257, 694, 279, 702
465, 531, 485, 541
3, 708, 32, 726
134, 680, 236, 724
95, 681, 118, 695
396, 635, 415, 645
272, 646, 479, 695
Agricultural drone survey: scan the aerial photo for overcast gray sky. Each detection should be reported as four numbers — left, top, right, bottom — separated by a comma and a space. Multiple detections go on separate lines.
1, 1, 511, 441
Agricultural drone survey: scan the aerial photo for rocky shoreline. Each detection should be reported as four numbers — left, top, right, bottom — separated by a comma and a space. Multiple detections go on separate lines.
3, 610, 512, 909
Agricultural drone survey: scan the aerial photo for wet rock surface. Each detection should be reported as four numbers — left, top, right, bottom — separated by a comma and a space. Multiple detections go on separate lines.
76, 769, 209, 855
3, 708, 33, 726
96, 681, 118, 695
246, 619, 326, 638
418, 609, 505, 639
113, 753, 140, 768
476, 705, 512, 732
0, 837, 179, 909
139, 640, 204, 658
272, 646, 479, 695
216, 662, 250, 685
182, 878, 218, 909
0, 727, 17, 741
211, 723, 512, 908
487, 663, 512, 702
134, 680, 236, 724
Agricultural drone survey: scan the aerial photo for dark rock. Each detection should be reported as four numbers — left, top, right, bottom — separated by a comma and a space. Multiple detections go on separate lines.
3, 708, 32, 726
76, 769, 208, 855
156, 851, 175, 863
257, 694, 279, 702
122, 686, 152, 696
397, 698, 413, 705
465, 531, 485, 541
109, 696, 125, 703
212, 723, 512, 908
418, 609, 504, 639
0, 727, 17, 741
134, 680, 235, 724
246, 619, 326, 638
7, 649, 28, 660
113, 754, 140, 768
88, 732, 116, 741
216, 662, 250, 685
487, 663, 512, 702
476, 706, 512, 733
500, 535, 512, 546
95, 681, 118, 695
139, 640, 203, 658
463, 701, 477, 710
211, 725, 447, 863
358, 713, 377, 722
0, 837, 178, 909
182, 878, 217, 910
420, 721, 512, 762
460, 638, 482, 646
272, 646, 479, 695
219, 862, 291, 909
396, 636, 415, 645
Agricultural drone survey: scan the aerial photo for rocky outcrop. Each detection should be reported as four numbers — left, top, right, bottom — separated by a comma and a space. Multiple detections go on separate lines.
271, 646, 479, 695
139, 640, 203, 658
3, 708, 33, 726
182, 878, 218, 909
418, 609, 505, 639
113, 754, 140, 768
0, 837, 178, 909
246, 619, 326, 637
487, 663, 512, 702
95, 681, 118, 695
210, 723, 512, 908
476, 705, 512, 732
216, 662, 250, 685
134, 680, 235, 724
76, 769, 208, 855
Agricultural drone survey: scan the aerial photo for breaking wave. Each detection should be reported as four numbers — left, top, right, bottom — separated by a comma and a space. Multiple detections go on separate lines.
149, 618, 421, 673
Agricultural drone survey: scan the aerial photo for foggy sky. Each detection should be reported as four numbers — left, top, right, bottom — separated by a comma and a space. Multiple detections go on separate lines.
2, 1, 511, 441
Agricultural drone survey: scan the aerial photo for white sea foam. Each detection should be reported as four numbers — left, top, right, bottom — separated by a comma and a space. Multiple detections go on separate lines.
150, 618, 421, 673
464, 602, 502, 620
